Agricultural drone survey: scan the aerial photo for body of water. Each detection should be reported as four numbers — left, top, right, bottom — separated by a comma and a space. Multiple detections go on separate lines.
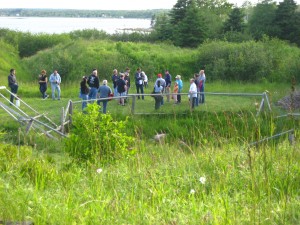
0, 17, 151, 34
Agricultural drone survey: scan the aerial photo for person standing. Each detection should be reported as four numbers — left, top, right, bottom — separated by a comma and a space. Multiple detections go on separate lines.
135, 67, 144, 100
49, 69, 61, 100
164, 70, 172, 102
38, 69, 48, 99
80, 76, 89, 111
188, 78, 197, 109
8, 68, 18, 104
124, 67, 131, 95
142, 71, 148, 88
98, 80, 112, 114
155, 74, 166, 106
199, 70, 206, 104
175, 75, 183, 104
172, 81, 178, 103
153, 80, 163, 110
194, 73, 200, 107
117, 74, 127, 106
111, 69, 119, 97
124, 68, 131, 103
87, 68, 99, 101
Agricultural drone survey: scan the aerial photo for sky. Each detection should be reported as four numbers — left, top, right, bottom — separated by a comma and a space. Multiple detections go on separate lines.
0, 0, 299, 10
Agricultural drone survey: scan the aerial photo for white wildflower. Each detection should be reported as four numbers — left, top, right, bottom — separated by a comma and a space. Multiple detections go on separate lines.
199, 176, 206, 184
96, 168, 103, 174
190, 189, 196, 194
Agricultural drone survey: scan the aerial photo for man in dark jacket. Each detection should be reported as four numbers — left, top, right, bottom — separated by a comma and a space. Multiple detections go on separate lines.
117, 74, 127, 106
8, 68, 18, 104
87, 68, 100, 101
164, 70, 172, 102
134, 67, 144, 100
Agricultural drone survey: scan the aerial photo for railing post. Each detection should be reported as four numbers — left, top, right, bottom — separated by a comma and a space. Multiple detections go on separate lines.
131, 95, 136, 115
61, 107, 65, 134
264, 92, 272, 112
69, 100, 73, 126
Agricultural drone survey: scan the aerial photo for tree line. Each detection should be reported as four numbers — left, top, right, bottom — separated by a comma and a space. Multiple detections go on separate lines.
152, 0, 300, 47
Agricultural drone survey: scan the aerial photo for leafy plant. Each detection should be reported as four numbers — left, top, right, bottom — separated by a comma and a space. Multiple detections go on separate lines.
64, 103, 135, 164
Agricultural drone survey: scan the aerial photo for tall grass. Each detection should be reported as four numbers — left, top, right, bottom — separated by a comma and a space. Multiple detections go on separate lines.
0, 133, 299, 224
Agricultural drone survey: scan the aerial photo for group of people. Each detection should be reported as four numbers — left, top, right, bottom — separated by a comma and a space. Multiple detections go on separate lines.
152, 69, 206, 110
152, 70, 183, 110
38, 69, 61, 100
7, 68, 61, 104
189, 69, 206, 109
80, 68, 112, 113
7, 67, 206, 113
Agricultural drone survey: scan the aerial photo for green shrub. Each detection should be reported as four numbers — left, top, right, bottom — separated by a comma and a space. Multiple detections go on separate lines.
64, 103, 135, 164
196, 39, 300, 82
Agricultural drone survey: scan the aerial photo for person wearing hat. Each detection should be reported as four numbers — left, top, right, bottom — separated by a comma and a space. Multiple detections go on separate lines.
98, 80, 112, 114
175, 75, 183, 104
153, 80, 163, 110
155, 73, 166, 106
80, 76, 90, 111
38, 69, 48, 99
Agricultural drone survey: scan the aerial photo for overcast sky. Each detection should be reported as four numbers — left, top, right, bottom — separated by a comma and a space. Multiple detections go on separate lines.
0, 0, 299, 10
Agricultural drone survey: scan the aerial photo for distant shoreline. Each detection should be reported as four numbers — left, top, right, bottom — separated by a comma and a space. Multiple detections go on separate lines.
0, 8, 169, 19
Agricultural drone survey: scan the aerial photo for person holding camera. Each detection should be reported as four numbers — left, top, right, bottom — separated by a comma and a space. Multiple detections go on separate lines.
49, 69, 61, 100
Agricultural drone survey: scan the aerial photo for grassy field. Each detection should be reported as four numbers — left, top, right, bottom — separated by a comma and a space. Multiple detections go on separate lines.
0, 82, 299, 224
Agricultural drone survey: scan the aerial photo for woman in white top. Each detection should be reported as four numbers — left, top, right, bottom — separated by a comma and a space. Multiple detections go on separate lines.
188, 78, 197, 109
142, 71, 148, 88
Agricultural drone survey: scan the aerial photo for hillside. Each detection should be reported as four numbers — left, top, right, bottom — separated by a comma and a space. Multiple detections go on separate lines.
0, 41, 30, 85
21, 39, 300, 83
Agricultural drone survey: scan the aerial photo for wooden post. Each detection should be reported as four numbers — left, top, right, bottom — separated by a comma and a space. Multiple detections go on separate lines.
69, 100, 73, 126
131, 95, 136, 115
61, 107, 65, 134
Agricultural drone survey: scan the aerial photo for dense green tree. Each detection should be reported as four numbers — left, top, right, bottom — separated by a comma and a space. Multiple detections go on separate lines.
155, 0, 234, 43
170, 0, 191, 26
223, 7, 245, 32
196, 0, 233, 15
196, 0, 233, 39
200, 8, 224, 39
274, 0, 300, 45
248, 0, 278, 40
175, 0, 207, 47
152, 13, 173, 41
